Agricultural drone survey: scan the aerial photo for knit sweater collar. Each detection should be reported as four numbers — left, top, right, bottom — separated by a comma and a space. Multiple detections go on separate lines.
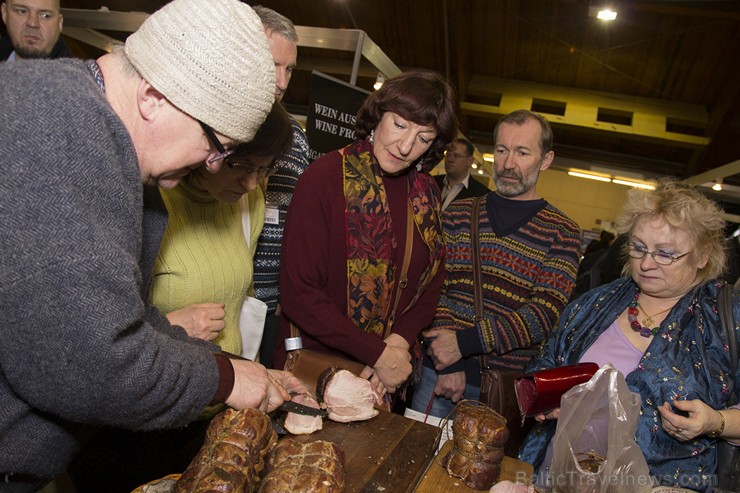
178, 178, 217, 204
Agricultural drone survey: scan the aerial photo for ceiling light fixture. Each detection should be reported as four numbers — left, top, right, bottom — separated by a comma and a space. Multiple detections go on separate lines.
712, 179, 723, 191
568, 168, 656, 189
568, 170, 611, 182
373, 73, 385, 91
597, 9, 617, 21
588, 4, 618, 21
612, 178, 655, 190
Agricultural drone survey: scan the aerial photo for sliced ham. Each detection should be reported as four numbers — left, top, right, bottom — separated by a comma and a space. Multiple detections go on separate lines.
283, 393, 323, 435
316, 367, 379, 423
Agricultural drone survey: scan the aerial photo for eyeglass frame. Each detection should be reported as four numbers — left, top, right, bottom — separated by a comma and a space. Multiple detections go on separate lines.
198, 120, 235, 164
224, 157, 277, 177
627, 241, 690, 265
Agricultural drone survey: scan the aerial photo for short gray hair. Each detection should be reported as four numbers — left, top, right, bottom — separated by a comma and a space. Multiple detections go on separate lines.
494, 109, 553, 155
252, 5, 298, 42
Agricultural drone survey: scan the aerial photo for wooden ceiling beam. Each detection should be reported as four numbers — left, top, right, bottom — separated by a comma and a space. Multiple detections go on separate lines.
60, 8, 148, 32
625, 2, 740, 21
684, 159, 740, 186
462, 75, 709, 148
61, 8, 401, 86
62, 27, 120, 53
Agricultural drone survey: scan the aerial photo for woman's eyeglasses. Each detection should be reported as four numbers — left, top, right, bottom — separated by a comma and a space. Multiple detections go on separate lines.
224, 158, 277, 177
627, 242, 690, 265
198, 120, 235, 164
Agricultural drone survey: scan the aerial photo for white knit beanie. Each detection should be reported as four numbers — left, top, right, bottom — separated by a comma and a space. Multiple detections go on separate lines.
124, 0, 275, 142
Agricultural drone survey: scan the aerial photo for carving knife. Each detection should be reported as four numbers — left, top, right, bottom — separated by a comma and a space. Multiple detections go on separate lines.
277, 400, 327, 417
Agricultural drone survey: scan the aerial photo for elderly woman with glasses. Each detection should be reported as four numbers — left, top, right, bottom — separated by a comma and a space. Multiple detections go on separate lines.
148, 102, 293, 355
519, 179, 740, 490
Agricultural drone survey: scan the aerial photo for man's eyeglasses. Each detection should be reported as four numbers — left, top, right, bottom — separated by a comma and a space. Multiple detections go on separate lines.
627, 242, 690, 265
198, 120, 235, 164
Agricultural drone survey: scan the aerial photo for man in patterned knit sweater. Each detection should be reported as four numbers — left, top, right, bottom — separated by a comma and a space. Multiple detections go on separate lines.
408, 110, 581, 418
252, 6, 311, 368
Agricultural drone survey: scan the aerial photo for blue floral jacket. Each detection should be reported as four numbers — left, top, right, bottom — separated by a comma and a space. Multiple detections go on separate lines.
519, 277, 739, 491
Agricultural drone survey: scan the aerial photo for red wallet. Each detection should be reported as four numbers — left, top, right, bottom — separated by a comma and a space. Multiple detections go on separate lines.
514, 362, 599, 417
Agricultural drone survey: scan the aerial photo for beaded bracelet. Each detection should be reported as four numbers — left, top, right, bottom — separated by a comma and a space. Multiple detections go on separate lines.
708, 410, 725, 438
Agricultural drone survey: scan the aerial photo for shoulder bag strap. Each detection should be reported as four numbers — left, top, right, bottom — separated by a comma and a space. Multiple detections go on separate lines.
470, 197, 489, 372
384, 201, 414, 338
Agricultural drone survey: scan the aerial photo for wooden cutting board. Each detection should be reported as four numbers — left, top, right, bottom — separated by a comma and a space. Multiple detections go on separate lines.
287, 410, 440, 493
414, 441, 534, 492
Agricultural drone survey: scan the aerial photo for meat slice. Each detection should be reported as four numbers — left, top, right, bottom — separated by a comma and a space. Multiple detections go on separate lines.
316, 367, 379, 423
283, 393, 323, 435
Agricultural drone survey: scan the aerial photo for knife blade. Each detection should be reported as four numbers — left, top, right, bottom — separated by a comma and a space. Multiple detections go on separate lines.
277, 400, 328, 417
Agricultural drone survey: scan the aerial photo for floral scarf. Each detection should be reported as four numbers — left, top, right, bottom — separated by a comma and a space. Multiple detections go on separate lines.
343, 139, 443, 338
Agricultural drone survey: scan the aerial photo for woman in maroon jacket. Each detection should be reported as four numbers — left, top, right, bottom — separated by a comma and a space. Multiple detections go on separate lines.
275, 70, 457, 401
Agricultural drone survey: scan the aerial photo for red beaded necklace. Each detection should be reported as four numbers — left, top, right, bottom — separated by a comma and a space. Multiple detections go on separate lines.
627, 292, 671, 338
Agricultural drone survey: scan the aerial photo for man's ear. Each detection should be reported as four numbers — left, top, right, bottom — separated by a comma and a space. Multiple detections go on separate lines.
58, 12, 63, 31
1, 3, 8, 26
136, 80, 166, 121
539, 150, 554, 171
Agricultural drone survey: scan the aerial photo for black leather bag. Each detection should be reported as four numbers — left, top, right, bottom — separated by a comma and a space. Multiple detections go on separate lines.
715, 284, 739, 493
479, 368, 529, 457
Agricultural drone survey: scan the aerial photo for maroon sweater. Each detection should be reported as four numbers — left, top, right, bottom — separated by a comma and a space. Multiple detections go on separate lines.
274, 149, 444, 370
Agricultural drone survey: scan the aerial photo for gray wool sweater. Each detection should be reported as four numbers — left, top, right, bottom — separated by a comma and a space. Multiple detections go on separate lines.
0, 59, 220, 492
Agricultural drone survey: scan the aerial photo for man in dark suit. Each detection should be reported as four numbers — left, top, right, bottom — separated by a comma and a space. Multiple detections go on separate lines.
435, 138, 490, 210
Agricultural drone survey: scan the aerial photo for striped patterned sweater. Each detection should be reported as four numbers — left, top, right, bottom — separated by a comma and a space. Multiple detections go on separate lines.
431, 193, 581, 376
253, 118, 310, 313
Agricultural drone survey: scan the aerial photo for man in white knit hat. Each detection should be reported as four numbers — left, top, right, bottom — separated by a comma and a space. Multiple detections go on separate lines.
0, 0, 303, 491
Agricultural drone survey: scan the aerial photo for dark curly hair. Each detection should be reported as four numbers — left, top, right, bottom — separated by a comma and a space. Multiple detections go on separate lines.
224, 102, 293, 168
355, 69, 458, 172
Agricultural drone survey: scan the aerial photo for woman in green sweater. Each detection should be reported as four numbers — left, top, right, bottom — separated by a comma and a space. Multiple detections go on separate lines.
149, 102, 293, 356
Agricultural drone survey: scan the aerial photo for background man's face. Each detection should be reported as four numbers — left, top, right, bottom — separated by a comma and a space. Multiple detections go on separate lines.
1, 0, 63, 59
265, 30, 297, 102
444, 141, 473, 178
492, 119, 552, 199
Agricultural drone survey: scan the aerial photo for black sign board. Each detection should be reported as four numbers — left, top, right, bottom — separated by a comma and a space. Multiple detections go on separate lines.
305, 71, 371, 162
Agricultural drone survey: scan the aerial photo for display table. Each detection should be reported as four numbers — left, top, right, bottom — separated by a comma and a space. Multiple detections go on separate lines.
414, 441, 534, 493
133, 410, 440, 493
132, 411, 537, 493
290, 409, 439, 492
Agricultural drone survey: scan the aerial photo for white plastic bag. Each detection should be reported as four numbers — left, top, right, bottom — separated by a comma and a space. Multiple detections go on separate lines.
238, 187, 267, 361
550, 364, 651, 493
